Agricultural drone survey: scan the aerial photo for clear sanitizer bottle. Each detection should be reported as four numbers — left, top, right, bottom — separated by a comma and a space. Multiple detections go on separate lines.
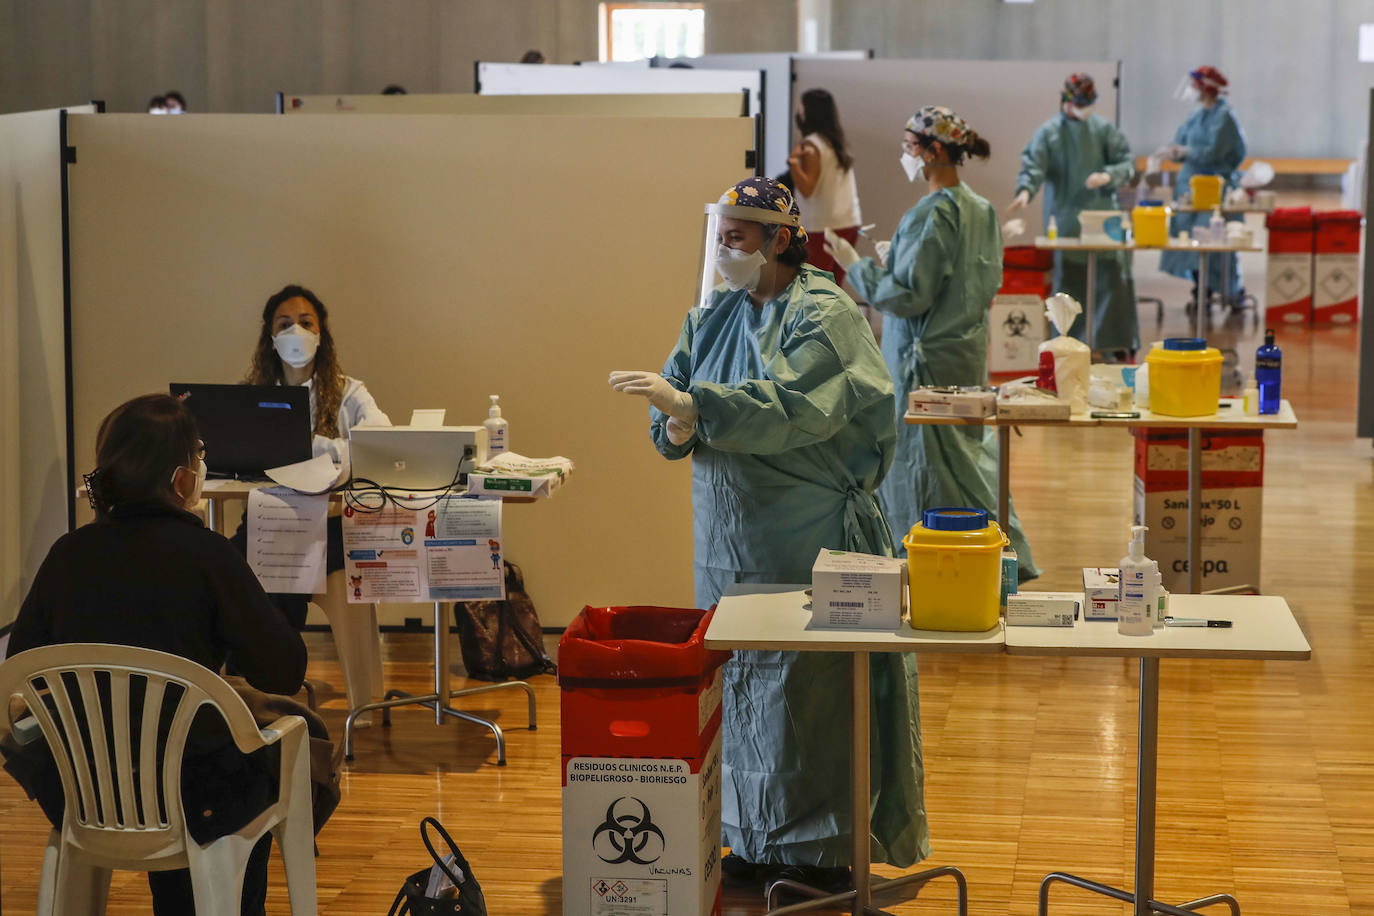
484, 395, 509, 457
1118, 525, 1155, 636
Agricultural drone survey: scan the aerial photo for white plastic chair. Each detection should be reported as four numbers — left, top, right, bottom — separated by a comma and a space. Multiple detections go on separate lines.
0, 643, 317, 915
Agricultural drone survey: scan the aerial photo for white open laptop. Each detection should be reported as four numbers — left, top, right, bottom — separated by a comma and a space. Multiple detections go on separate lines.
347, 426, 488, 490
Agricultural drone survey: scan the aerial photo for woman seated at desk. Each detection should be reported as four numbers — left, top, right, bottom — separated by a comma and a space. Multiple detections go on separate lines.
232, 284, 391, 627
4, 394, 307, 915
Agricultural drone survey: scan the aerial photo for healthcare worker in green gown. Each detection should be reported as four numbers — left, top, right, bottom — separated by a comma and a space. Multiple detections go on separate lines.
825, 106, 1039, 580
610, 177, 928, 886
1009, 73, 1139, 356
1158, 65, 1248, 303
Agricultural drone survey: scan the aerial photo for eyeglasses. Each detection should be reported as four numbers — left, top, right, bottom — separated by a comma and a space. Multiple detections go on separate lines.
195, 440, 207, 462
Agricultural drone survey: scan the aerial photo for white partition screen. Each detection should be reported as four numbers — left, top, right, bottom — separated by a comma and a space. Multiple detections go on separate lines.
0, 104, 97, 630
279, 92, 747, 118
791, 58, 1119, 247
65, 113, 755, 625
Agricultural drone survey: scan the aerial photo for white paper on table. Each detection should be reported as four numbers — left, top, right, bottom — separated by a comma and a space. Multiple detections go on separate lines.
247, 487, 328, 595
265, 453, 346, 494
340, 499, 428, 603
424, 496, 506, 602
409, 408, 446, 428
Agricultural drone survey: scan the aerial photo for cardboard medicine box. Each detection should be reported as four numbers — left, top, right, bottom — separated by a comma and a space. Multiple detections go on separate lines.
810, 549, 906, 629
1082, 567, 1120, 621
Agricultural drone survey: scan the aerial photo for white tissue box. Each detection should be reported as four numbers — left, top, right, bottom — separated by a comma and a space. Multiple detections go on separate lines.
810, 550, 906, 630
1005, 591, 1081, 627
908, 387, 996, 418
1082, 567, 1120, 620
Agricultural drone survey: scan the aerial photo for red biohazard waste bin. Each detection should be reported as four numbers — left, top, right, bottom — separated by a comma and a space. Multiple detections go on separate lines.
1312, 210, 1363, 325
1264, 208, 1314, 326
990, 246, 1053, 379
559, 606, 730, 916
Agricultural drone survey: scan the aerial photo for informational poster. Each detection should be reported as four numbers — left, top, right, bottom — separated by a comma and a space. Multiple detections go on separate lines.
246, 487, 328, 595
342, 495, 504, 604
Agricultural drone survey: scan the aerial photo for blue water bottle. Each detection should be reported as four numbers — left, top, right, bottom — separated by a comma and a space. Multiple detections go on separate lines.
1255, 328, 1282, 415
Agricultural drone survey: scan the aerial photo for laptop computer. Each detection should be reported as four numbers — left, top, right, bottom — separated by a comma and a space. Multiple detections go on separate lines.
348, 426, 487, 490
169, 383, 312, 478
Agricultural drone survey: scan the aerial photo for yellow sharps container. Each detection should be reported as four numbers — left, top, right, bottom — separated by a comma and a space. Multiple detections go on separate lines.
1145, 337, 1223, 417
903, 507, 1008, 632
1190, 174, 1223, 210
1132, 203, 1171, 247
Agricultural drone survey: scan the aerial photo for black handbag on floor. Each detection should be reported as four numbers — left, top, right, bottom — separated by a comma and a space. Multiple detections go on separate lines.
387, 817, 488, 916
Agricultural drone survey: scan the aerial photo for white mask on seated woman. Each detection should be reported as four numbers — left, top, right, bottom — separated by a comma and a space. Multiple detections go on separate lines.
273, 325, 319, 368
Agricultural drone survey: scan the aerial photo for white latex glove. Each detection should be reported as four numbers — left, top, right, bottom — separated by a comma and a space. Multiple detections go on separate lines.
1008, 189, 1030, 212
609, 371, 698, 423
1085, 171, 1111, 190
665, 416, 696, 446
823, 228, 860, 269
873, 239, 892, 268
1168, 144, 1189, 161
1001, 218, 1026, 240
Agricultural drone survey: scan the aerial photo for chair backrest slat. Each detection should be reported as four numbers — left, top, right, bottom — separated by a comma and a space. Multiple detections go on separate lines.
107, 674, 139, 828
75, 668, 119, 827
139, 675, 169, 828
47, 673, 99, 824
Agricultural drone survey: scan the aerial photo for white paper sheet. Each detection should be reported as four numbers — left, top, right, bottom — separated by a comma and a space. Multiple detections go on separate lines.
409, 408, 446, 428
266, 452, 346, 494
247, 487, 328, 595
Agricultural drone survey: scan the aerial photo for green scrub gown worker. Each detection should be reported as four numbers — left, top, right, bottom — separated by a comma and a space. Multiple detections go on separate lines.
829, 106, 1039, 580
1011, 73, 1139, 353
1159, 66, 1248, 301
609, 177, 929, 873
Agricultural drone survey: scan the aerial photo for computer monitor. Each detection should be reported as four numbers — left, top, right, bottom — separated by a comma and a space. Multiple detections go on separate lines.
169, 383, 312, 477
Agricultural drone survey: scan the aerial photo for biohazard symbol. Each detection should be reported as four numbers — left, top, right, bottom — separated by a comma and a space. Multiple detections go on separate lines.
591, 797, 666, 865
1002, 309, 1032, 338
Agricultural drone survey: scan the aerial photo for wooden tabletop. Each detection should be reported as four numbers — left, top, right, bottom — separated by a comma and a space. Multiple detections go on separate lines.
1034, 237, 1262, 253
904, 398, 1297, 430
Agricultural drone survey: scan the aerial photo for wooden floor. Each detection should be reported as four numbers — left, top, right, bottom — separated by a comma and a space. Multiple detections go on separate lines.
4, 206, 1372, 914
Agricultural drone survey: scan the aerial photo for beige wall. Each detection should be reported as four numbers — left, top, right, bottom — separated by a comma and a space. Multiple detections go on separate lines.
0, 1, 797, 115
65, 112, 754, 625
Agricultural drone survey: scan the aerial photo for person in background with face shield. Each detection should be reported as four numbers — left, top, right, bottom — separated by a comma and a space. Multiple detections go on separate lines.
610, 177, 928, 889
1159, 66, 1248, 304
5, 394, 306, 916
1009, 73, 1138, 357
826, 106, 1039, 581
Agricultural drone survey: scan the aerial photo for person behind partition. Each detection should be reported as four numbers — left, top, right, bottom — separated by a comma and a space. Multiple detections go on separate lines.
233, 284, 391, 629
3, 394, 306, 915
381, 84, 407, 95
609, 177, 926, 890
1009, 73, 1138, 357
147, 95, 168, 114
788, 89, 864, 287
519, 49, 545, 64
1158, 65, 1248, 304
826, 106, 1039, 580
164, 90, 187, 114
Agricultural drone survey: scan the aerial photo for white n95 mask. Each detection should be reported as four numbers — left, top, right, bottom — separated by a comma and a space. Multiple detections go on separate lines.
900, 152, 924, 183
713, 244, 767, 291
1068, 104, 1093, 120
273, 325, 320, 368
172, 458, 207, 508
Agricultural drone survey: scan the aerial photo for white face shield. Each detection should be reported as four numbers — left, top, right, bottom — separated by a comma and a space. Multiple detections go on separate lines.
1174, 76, 1201, 103
695, 203, 802, 310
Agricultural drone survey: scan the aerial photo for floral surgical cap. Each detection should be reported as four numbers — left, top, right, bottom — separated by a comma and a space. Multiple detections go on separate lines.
904, 105, 971, 149
1062, 73, 1097, 106
718, 177, 807, 242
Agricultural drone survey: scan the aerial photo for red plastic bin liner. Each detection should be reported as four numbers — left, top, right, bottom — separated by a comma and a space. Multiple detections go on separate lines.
1003, 245, 1055, 270
1265, 207, 1313, 230
558, 606, 731, 688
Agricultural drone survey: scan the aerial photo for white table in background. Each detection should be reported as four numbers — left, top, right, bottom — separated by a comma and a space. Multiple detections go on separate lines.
903, 399, 1297, 593
199, 478, 539, 765
1034, 239, 1262, 349
1005, 595, 1311, 916
705, 584, 1003, 916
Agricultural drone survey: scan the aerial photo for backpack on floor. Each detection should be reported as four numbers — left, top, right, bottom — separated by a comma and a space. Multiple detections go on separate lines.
452, 561, 556, 681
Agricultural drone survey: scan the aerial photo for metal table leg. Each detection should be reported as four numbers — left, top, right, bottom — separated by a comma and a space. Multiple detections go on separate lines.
343, 600, 537, 764
1038, 658, 1240, 916
1194, 252, 1210, 338
1188, 427, 1203, 594
997, 425, 1011, 530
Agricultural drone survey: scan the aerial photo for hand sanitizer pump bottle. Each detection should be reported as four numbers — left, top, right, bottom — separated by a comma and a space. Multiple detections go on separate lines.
1118, 525, 1154, 636
484, 395, 509, 456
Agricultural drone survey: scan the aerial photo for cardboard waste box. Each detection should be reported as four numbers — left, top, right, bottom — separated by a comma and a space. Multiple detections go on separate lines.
560, 606, 730, 916
990, 245, 1052, 378
1312, 210, 1363, 325
1264, 207, 1314, 326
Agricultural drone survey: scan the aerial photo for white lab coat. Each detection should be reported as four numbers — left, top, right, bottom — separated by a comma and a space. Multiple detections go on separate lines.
302, 375, 391, 462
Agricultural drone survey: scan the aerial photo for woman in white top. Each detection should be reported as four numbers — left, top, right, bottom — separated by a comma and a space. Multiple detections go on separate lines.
233, 285, 390, 634
246, 284, 390, 462
788, 88, 863, 286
